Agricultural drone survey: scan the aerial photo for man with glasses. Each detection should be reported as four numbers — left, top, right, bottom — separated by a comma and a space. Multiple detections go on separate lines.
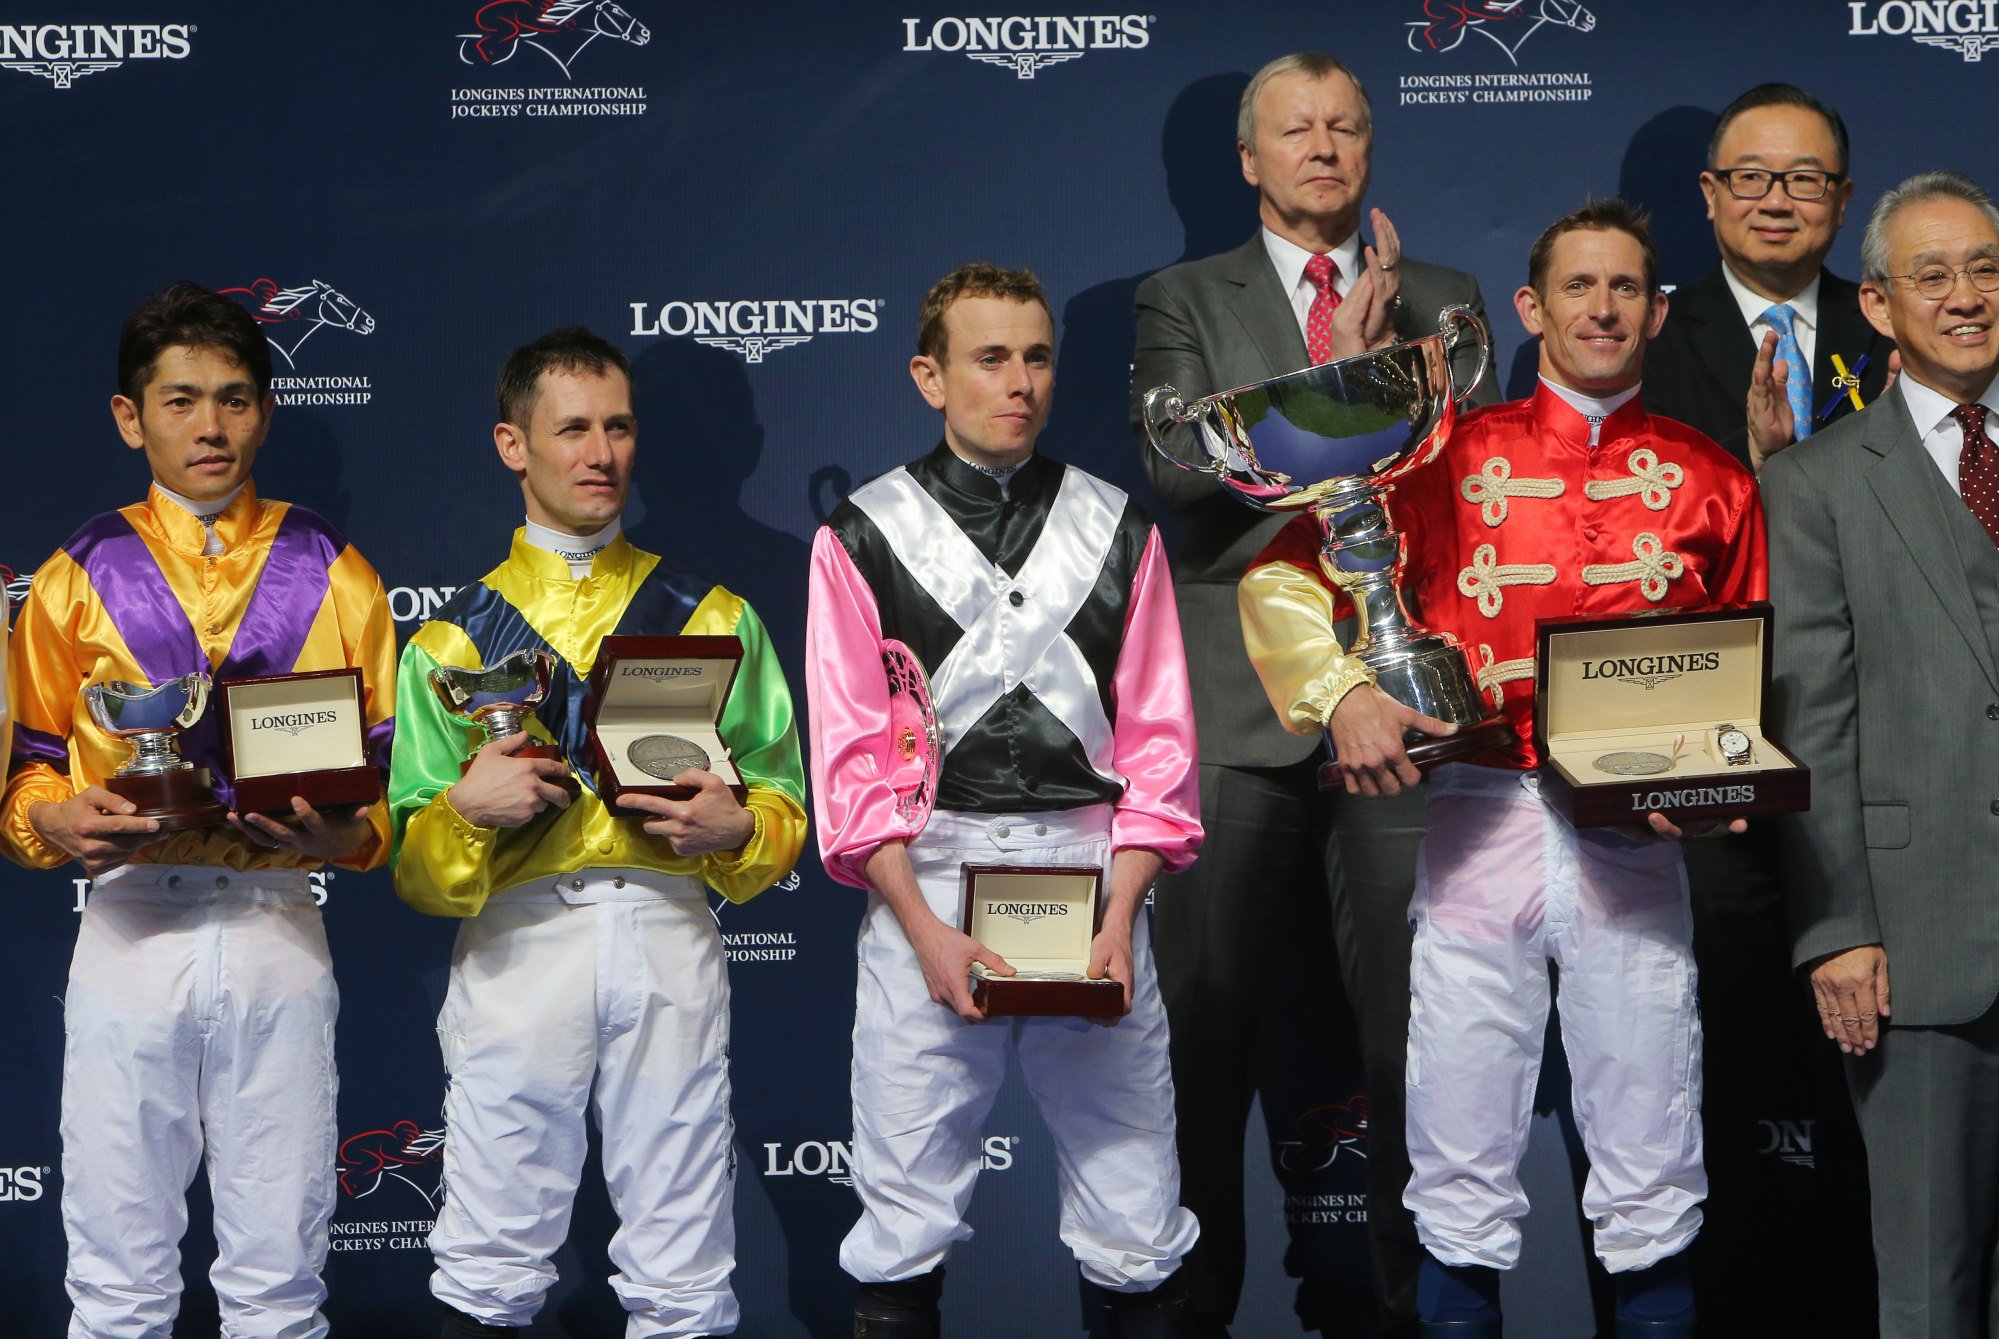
1649, 83, 1893, 473
1764, 170, 1999, 1337
1642, 83, 1890, 1330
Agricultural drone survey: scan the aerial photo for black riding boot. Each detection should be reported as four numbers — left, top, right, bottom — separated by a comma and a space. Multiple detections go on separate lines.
1416, 1256, 1502, 1339
1083, 1270, 1190, 1339
1614, 1252, 1694, 1339
854, 1266, 946, 1339
439, 1306, 515, 1339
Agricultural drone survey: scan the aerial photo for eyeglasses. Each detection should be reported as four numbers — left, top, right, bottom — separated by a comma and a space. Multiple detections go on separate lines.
1888, 260, 1999, 301
1710, 168, 1844, 201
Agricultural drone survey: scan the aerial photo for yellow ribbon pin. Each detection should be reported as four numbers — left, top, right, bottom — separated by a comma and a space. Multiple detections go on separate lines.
1831, 353, 1865, 412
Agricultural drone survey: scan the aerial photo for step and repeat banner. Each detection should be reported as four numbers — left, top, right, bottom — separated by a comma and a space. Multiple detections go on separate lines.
0, 3, 1988, 1335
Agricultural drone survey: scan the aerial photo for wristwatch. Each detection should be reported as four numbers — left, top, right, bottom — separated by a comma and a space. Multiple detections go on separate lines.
1715, 723, 1752, 766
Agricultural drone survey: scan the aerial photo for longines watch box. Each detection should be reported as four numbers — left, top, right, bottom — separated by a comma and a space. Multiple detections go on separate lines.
584, 635, 747, 805
220, 668, 382, 815
1533, 603, 1810, 827
963, 864, 1127, 1018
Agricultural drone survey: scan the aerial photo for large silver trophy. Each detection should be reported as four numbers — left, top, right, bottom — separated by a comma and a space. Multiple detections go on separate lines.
84, 672, 227, 830
1144, 305, 1512, 781
429, 648, 580, 792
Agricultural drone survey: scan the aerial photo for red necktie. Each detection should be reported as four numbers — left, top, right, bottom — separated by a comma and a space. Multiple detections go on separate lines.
1951, 403, 1999, 548
1304, 252, 1342, 366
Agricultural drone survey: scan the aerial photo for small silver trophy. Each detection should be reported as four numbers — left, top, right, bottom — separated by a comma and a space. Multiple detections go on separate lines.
1144, 305, 1512, 777
83, 672, 226, 829
429, 649, 579, 791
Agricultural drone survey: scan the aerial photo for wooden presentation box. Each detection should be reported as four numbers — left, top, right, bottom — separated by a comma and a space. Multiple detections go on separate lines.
1534, 603, 1810, 828
220, 668, 382, 815
585, 635, 747, 805
963, 863, 1126, 1018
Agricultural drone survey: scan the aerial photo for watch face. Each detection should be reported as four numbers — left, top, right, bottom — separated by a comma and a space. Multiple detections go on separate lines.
1720, 730, 1750, 755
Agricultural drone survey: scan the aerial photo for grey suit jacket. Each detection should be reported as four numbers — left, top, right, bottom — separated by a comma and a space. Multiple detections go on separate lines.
1130, 233, 1493, 767
1764, 381, 1999, 1026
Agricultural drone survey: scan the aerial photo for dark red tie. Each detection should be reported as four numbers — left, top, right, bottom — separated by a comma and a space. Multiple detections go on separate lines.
1951, 403, 1999, 548
1304, 253, 1342, 365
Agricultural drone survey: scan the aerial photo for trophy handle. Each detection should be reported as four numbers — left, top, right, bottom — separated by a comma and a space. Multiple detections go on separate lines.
1437, 303, 1491, 408
1142, 383, 1197, 473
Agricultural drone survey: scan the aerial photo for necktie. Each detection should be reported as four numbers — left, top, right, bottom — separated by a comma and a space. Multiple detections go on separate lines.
1951, 403, 1999, 548
1760, 303, 1814, 440
199, 513, 222, 557
1304, 253, 1342, 366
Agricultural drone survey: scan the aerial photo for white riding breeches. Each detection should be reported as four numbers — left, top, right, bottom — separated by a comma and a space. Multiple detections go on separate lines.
1402, 764, 1705, 1274
429, 875, 737, 1336
840, 805, 1198, 1293
63, 865, 337, 1339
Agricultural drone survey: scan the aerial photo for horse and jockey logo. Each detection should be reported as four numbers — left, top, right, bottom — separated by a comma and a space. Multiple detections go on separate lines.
1406, 0, 1597, 65
336, 1120, 446, 1211
457, 0, 650, 80
219, 278, 375, 370
1277, 1095, 1372, 1173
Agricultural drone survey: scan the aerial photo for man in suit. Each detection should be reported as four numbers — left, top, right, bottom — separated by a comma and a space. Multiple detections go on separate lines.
1643, 83, 1889, 1327
1647, 83, 1893, 471
1130, 50, 1494, 1338
1765, 169, 1999, 1338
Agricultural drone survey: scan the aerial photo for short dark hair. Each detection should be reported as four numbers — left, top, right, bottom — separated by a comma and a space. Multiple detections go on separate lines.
118, 281, 273, 402
1707, 83, 1850, 176
496, 327, 631, 425
915, 262, 1052, 361
1527, 198, 1661, 297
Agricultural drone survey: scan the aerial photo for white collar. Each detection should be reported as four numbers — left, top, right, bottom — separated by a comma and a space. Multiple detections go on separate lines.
1540, 376, 1641, 427
523, 516, 622, 578
152, 479, 243, 521
1721, 263, 1822, 333
1262, 226, 1364, 297
1897, 368, 1999, 439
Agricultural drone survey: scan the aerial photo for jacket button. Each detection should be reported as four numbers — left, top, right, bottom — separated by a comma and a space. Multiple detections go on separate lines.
996, 825, 1011, 838
1009, 590, 1024, 607
1988, 704, 1999, 721
1991, 801, 1999, 817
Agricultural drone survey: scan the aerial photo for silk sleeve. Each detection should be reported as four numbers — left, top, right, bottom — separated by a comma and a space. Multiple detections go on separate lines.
805, 526, 920, 890
2, 555, 88, 869
698, 596, 807, 904
1108, 527, 1202, 871
386, 632, 497, 917
1238, 514, 1376, 736
328, 546, 398, 872
1713, 473, 1770, 605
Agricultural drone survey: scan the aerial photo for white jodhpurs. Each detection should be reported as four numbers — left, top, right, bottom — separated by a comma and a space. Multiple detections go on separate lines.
428, 874, 737, 1337
1402, 764, 1705, 1274
840, 805, 1198, 1293
63, 865, 337, 1339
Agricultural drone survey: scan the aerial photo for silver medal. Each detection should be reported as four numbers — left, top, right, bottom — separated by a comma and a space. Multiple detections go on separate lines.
1594, 750, 1673, 777
628, 734, 711, 779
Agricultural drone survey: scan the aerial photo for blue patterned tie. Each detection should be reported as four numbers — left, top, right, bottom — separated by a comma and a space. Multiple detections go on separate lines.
1760, 303, 1814, 440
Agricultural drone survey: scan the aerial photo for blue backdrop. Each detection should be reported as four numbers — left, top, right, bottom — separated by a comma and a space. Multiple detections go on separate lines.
0, 2, 1988, 1334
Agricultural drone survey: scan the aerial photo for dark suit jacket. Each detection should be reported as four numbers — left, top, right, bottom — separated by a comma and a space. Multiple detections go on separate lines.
1647, 264, 1894, 469
1764, 381, 1999, 1025
1131, 233, 1493, 768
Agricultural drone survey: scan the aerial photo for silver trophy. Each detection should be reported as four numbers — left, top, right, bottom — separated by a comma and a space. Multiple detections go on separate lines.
1144, 305, 1512, 777
429, 649, 579, 791
84, 672, 226, 829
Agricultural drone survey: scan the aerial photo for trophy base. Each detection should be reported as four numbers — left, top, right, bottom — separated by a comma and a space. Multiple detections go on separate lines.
1315, 635, 1519, 789
461, 741, 582, 795
106, 768, 227, 832
1317, 717, 1516, 790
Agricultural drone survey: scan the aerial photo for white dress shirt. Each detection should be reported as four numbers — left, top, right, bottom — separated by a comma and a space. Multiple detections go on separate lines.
1263, 227, 1365, 341
1896, 371, 1999, 498
1721, 264, 1820, 382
